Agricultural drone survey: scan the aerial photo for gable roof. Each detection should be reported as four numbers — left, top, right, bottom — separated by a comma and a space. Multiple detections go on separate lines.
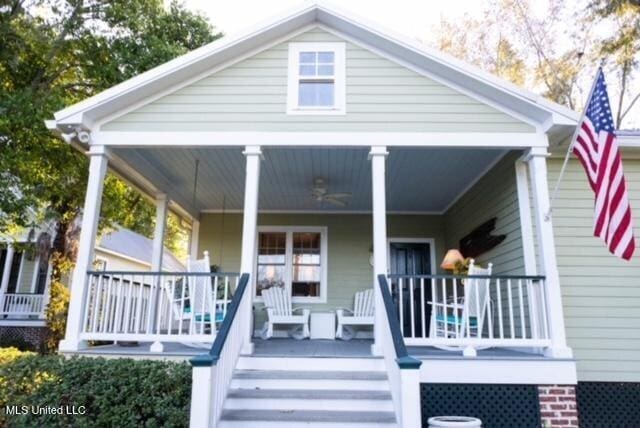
49, 1, 578, 142
97, 226, 185, 272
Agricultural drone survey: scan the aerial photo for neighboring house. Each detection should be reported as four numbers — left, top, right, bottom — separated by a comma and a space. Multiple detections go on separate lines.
0, 225, 183, 348
45, 2, 639, 427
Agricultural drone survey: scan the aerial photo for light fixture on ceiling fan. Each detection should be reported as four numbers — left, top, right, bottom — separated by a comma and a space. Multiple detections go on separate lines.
310, 178, 352, 207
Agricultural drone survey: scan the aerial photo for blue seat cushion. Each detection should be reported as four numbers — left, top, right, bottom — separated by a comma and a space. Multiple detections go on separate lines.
184, 308, 225, 323
435, 314, 477, 326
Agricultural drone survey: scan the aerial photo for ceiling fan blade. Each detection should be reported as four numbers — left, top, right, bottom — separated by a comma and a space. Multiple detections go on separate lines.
324, 197, 348, 207
325, 192, 351, 199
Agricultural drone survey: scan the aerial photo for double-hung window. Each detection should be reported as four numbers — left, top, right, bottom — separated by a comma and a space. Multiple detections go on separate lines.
255, 226, 328, 303
287, 43, 345, 114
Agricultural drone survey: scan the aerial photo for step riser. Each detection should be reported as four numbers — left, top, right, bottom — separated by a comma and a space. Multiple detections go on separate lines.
219, 422, 397, 428
230, 379, 389, 390
236, 356, 385, 371
224, 397, 394, 412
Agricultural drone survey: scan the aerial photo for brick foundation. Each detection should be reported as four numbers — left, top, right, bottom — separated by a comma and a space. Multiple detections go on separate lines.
0, 325, 49, 350
538, 385, 579, 427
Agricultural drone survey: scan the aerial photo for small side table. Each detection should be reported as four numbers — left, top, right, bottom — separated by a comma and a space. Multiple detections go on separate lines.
310, 312, 336, 340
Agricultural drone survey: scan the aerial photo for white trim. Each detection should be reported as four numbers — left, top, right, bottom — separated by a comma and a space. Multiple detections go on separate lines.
0, 319, 47, 327
387, 238, 437, 276
515, 160, 537, 275
93, 131, 545, 148
441, 150, 508, 213
29, 255, 40, 293
419, 357, 576, 385
286, 42, 346, 115
255, 226, 328, 304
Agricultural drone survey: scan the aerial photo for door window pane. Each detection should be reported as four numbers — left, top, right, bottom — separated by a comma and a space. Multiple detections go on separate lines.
292, 232, 321, 297
257, 232, 286, 295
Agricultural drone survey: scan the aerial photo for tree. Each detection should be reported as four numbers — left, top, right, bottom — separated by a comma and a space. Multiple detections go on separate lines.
0, 0, 221, 350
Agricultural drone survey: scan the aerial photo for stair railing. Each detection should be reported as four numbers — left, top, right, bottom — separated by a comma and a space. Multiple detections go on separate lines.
189, 273, 250, 428
377, 274, 422, 428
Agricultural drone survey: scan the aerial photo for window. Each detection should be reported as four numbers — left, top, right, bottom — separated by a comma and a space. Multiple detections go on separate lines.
287, 43, 345, 114
255, 227, 327, 303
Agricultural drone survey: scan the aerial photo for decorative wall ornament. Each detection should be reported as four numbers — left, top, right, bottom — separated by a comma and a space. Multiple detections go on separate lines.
459, 217, 506, 258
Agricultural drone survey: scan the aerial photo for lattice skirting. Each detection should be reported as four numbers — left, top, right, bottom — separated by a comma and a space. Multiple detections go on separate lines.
0, 325, 49, 350
576, 382, 640, 428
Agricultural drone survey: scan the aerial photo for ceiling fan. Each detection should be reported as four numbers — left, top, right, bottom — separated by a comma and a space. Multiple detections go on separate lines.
309, 178, 352, 207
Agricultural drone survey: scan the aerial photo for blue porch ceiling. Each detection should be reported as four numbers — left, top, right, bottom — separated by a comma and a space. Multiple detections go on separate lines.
112, 147, 507, 213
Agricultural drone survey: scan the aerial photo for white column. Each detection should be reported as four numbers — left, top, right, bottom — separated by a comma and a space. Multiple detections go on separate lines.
240, 145, 262, 354
189, 219, 200, 259
0, 244, 15, 294
59, 145, 108, 352
369, 146, 389, 356
151, 194, 168, 272
526, 146, 572, 358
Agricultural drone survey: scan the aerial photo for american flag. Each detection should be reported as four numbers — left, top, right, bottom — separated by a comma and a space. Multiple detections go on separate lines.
573, 68, 635, 260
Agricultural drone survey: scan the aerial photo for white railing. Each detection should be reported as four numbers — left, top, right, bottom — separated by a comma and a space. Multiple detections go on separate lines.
388, 274, 550, 351
190, 273, 250, 427
80, 271, 239, 343
0, 293, 46, 318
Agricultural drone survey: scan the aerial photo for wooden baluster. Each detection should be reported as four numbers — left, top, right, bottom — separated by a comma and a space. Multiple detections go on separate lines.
507, 279, 515, 339
518, 279, 526, 339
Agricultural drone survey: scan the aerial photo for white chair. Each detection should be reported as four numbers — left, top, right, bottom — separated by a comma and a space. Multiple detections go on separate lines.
335, 289, 374, 340
429, 260, 493, 354
260, 286, 310, 340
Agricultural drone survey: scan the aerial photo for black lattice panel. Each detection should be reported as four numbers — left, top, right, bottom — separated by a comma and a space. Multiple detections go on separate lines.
577, 382, 640, 427
421, 384, 541, 428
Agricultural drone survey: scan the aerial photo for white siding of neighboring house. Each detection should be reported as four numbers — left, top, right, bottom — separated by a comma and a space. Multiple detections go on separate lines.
549, 155, 640, 382
101, 28, 534, 133
93, 248, 151, 272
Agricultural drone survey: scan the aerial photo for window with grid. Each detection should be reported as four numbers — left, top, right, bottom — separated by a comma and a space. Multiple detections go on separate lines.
256, 232, 287, 296
292, 232, 321, 297
287, 43, 345, 114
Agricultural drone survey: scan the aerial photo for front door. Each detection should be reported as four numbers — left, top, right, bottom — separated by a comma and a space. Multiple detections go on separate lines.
389, 242, 432, 338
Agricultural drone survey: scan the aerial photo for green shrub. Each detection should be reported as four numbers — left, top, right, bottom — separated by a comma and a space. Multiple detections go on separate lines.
0, 348, 192, 427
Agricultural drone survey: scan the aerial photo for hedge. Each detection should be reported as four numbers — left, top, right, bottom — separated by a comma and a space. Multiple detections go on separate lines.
0, 348, 192, 427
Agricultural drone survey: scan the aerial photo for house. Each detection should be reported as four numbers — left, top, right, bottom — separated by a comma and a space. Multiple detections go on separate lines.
0, 225, 184, 349
44, 2, 639, 427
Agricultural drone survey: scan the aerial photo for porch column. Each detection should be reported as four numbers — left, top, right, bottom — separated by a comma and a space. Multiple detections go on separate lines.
59, 145, 108, 352
189, 219, 200, 259
526, 146, 572, 358
151, 194, 168, 271
369, 146, 389, 356
240, 145, 262, 354
0, 244, 15, 294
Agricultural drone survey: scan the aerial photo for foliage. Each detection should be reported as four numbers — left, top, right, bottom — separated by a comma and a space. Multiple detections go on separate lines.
45, 277, 70, 352
429, 0, 640, 128
0, 0, 220, 350
0, 348, 191, 427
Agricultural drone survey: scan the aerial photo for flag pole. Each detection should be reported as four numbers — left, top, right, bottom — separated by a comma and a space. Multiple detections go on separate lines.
545, 62, 604, 221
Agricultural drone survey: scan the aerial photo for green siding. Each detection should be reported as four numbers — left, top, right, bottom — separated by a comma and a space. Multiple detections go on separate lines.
198, 213, 447, 331
549, 157, 640, 382
102, 28, 534, 133
444, 153, 525, 275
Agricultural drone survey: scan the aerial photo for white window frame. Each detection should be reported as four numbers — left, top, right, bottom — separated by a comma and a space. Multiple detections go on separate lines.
254, 226, 328, 304
286, 42, 346, 115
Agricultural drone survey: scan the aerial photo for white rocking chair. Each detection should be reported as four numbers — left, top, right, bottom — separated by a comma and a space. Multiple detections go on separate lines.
336, 289, 374, 340
260, 287, 310, 340
429, 259, 493, 356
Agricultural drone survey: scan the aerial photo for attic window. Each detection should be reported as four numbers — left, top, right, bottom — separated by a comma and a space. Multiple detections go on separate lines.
287, 42, 345, 114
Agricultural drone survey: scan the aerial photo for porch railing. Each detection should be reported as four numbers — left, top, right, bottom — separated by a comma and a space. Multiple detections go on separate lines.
0, 293, 46, 318
80, 271, 239, 343
387, 274, 550, 350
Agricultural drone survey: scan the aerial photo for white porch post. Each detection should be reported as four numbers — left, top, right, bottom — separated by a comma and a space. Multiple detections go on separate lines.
369, 146, 389, 356
240, 145, 262, 354
189, 219, 200, 259
150, 194, 168, 353
59, 145, 108, 352
0, 244, 15, 294
526, 146, 572, 358
151, 194, 168, 271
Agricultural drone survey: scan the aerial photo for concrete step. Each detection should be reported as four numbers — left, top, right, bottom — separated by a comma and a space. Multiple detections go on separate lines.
219, 409, 397, 428
224, 388, 394, 411
236, 356, 385, 371
230, 369, 389, 390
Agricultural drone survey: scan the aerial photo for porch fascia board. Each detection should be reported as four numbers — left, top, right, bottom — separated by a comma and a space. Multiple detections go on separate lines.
92, 131, 547, 148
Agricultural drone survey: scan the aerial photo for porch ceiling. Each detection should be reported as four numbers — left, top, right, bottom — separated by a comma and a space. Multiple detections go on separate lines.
111, 147, 508, 213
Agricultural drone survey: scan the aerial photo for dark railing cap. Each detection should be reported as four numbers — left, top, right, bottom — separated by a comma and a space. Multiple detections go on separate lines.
387, 274, 546, 281
86, 270, 240, 276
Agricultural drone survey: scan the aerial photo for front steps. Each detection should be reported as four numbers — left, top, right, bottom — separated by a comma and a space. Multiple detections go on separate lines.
218, 355, 398, 427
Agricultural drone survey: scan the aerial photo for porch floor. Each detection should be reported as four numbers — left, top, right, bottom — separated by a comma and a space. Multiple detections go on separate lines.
68, 338, 547, 361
